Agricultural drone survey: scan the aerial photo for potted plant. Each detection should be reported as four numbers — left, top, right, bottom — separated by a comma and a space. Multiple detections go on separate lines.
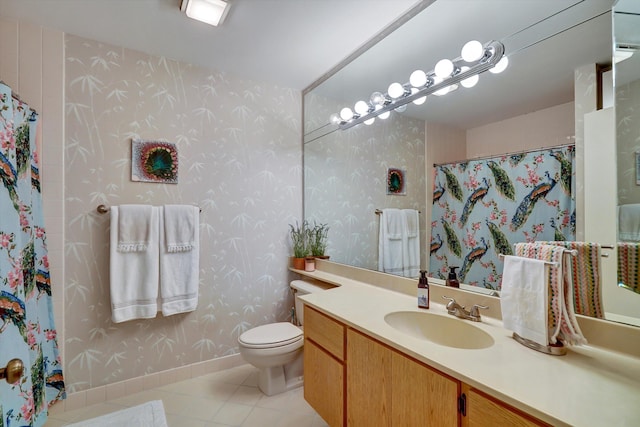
309, 221, 330, 259
289, 220, 309, 269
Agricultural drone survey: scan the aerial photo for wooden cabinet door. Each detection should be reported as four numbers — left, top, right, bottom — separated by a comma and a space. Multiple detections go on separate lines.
346, 329, 392, 427
462, 384, 550, 427
304, 338, 344, 427
391, 351, 459, 427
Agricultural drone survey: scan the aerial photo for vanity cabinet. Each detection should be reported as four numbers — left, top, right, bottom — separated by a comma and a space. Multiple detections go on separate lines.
347, 328, 458, 427
304, 305, 549, 427
304, 306, 346, 427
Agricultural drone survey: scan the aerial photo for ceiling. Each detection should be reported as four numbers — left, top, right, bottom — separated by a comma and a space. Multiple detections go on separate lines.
0, 0, 421, 91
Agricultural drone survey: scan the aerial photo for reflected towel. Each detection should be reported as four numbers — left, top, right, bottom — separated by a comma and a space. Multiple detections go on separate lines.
110, 206, 159, 323
66, 400, 167, 427
501, 255, 548, 346
379, 209, 405, 275
618, 242, 640, 293
117, 204, 154, 252
403, 209, 420, 278
160, 205, 200, 316
619, 204, 640, 241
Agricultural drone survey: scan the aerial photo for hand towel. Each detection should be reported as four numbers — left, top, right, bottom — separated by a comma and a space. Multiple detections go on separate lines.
618, 204, 640, 241
160, 205, 200, 316
540, 241, 603, 318
500, 255, 548, 346
617, 242, 640, 293
403, 209, 420, 278
163, 204, 198, 252
117, 204, 154, 252
110, 206, 159, 323
378, 209, 405, 276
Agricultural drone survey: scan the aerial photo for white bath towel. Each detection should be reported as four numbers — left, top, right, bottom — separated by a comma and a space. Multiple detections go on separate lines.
160, 205, 200, 316
403, 209, 420, 278
110, 206, 160, 323
618, 204, 640, 241
378, 209, 405, 275
500, 255, 548, 347
117, 204, 154, 252
66, 400, 167, 427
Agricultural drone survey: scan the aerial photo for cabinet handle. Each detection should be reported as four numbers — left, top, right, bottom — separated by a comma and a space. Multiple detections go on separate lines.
458, 393, 467, 416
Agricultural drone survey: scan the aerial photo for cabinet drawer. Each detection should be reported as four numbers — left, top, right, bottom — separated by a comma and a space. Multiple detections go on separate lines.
304, 305, 345, 360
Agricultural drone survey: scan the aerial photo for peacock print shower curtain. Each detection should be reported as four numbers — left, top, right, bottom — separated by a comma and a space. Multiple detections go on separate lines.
0, 82, 65, 426
430, 146, 575, 291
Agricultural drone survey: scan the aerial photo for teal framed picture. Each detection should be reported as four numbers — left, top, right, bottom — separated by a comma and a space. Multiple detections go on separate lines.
131, 139, 179, 184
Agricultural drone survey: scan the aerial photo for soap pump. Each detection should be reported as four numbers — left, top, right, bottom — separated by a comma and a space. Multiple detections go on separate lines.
417, 270, 429, 309
446, 266, 460, 288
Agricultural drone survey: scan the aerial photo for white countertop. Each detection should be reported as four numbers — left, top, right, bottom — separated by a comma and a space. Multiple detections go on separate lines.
299, 274, 640, 427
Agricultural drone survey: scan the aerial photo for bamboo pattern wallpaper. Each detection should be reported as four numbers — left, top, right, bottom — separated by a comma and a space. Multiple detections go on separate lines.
64, 34, 301, 392
430, 146, 576, 290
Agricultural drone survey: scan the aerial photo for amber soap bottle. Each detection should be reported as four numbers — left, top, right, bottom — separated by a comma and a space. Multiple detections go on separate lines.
417, 270, 429, 309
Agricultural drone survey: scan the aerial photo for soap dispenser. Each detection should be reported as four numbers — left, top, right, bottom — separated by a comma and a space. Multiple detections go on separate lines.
446, 266, 460, 288
417, 270, 429, 309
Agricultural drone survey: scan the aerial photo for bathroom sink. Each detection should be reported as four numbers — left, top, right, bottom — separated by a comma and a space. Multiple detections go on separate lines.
384, 311, 494, 349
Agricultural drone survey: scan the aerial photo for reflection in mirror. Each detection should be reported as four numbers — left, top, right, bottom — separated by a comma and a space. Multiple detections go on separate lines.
615, 0, 640, 304
304, 0, 640, 326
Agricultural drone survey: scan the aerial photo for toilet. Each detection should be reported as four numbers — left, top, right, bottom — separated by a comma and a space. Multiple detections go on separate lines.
238, 279, 331, 396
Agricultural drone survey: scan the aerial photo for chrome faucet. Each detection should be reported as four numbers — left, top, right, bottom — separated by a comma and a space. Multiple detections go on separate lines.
442, 296, 488, 322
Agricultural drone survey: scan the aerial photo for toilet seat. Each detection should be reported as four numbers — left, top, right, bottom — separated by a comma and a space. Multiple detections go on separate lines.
239, 322, 302, 349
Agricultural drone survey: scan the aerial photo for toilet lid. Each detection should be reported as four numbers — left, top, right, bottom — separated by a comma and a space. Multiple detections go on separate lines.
239, 322, 303, 349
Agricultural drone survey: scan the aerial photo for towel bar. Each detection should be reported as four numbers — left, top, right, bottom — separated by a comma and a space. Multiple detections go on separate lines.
375, 208, 421, 214
96, 204, 201, 214
498, 254, 559, 267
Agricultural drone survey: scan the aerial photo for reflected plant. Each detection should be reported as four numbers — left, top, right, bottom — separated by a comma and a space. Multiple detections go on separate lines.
309, 222, 329, 257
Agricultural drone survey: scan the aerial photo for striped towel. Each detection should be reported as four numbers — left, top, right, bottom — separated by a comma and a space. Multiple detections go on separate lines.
514, 243, 587, 346
618, 242, 640, 293
540, 241, 603, 318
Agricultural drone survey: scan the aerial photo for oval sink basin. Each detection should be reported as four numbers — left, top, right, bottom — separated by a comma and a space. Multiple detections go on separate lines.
384, 311, 494, 349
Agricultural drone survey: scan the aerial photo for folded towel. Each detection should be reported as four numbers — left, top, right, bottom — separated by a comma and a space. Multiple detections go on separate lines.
403, 209, 420, 277
110, 206, 160, 323
515, 243, 586, 346
404, 209, 419, 238
117, 204, 154, 252
501, 255, 548, 346
617, 242, 640, 293
384, 208, 404, 240
160, 205, 200, 316
163, 204, 198, 252
540, 241, 603, 318
618, 204, 640, 241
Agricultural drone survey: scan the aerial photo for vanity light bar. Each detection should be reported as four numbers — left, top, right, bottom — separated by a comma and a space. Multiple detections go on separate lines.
333, 40, 506, 130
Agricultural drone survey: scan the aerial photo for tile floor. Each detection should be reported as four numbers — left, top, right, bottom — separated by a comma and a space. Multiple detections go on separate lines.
45, 364, 329, 426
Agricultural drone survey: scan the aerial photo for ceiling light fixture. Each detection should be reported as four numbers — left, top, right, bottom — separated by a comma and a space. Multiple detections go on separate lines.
181, 0, 230, 26
331, 40, 507, 130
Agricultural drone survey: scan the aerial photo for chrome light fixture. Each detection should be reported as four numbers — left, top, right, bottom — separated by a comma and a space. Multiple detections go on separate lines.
181, 0, 230, 26
330, 40, 507, 130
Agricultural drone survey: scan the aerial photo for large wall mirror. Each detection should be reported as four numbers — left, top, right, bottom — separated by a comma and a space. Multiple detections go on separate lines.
304, 0, 640, 327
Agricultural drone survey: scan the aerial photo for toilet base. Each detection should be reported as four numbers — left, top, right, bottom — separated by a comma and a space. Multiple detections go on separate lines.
257, 351, 303, 396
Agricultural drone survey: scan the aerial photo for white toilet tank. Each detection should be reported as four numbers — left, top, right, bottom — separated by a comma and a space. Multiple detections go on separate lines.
290, 279, 334, 325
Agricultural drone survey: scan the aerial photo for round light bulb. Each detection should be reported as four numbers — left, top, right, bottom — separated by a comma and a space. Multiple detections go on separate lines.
379, 110, 390, 120
388, 82, 405, 99
340, 107, 354, 121
354, 100, 370, 115
459, 66, 479, 88
329, 113, 341, 124
395, 104, 407, 113
410, 88, 426, 105
409, 69, 427, 88
370, 91, 386, 106
434, 59, 454, 78
489, 56, 509, 74
364, 117, 375, 125
461, 40, 484, 62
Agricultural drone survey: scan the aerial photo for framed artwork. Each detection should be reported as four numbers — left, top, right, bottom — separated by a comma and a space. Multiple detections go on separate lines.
131, 139, 178, 184
387, 168, 406, 195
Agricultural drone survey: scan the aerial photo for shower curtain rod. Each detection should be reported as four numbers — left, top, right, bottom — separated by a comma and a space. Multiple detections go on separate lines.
0, 80, 38, 115
432, 142, 575, 167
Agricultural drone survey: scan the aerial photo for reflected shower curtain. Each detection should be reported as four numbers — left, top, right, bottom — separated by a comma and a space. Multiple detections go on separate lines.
430, 146, 575, 290
0, 83, 65, 426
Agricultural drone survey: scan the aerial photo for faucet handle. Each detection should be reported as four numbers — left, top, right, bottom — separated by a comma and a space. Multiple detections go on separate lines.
442, 296, 463, 311
469, 304, 489, 318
